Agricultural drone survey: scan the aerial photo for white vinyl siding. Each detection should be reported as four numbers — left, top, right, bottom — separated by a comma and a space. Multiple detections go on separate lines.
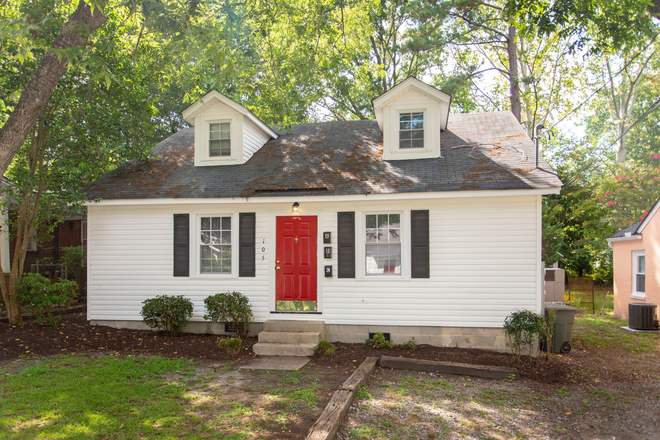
87, 195, 541, 328
243, 119, 270, 162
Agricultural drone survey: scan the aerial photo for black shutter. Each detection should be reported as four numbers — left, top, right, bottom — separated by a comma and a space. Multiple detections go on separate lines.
337, 212, 355, 278
173, 214, 189, 277
411, 210, 430, 278
239, 213, 256, 277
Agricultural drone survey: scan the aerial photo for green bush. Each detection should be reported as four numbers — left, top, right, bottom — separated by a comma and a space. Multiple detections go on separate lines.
365, 332, 393, 349
315, 339, 336, 356
140, 295, 193, 336
17, 273, 77, 327
61, 246, 86, 299
203, 292, 253, 339
503, 310, 552, 358
403, 337, 417, 350
217, 337, 242, 351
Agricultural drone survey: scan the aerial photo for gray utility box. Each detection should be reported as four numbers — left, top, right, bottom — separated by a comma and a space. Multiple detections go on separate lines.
545, 303, 579, 354
544, 268, 566, 303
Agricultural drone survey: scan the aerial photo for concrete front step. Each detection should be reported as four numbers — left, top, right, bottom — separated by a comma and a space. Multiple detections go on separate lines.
263, 320, 324, 334
253, 342, 318, 357
258, 331, 322, 345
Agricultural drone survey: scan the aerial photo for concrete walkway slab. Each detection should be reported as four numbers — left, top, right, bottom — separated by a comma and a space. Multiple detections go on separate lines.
237, 356, 311, 371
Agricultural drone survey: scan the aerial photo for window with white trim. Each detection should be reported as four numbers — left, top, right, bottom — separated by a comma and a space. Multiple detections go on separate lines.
399, 112, 424, 149
200, 216, 232, 273
209, 122, 231, 157
633, 250, 645, 297
365, 213, 401, 275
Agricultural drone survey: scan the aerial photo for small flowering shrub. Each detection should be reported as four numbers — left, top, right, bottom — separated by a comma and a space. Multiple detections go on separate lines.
140, 295, 193, 336
217, 337, 242, 351
204, 292, 253, 339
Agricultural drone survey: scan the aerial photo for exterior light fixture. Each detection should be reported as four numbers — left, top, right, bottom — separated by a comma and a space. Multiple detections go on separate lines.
292, 202, 300, 212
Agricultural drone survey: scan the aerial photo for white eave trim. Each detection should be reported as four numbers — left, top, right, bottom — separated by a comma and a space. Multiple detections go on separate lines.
635, 197, 660, 234
84, 186, 560, 206
182, 90, 278, 139
607, 235, 642, 247
372, 77, 451, 108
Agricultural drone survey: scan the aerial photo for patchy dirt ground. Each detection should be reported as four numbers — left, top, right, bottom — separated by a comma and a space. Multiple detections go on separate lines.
2, 313, 659, 439
339, 315, 660, 440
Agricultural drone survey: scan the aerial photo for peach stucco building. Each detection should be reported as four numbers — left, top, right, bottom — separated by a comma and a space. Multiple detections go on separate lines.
607, 198, 660, 321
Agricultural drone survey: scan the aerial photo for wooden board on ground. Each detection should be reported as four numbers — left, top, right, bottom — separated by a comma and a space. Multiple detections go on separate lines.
380, 356, 518, 380
341, 356, 378, 391
306, 389, 354, 440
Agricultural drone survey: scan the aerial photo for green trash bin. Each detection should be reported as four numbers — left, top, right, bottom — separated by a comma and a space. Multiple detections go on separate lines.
544, 303, 579, 354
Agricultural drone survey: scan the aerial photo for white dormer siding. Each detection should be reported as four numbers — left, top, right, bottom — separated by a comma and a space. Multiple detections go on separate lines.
243, 119, 271, 162
372, 77, 451, 161
182, 90, 277, 167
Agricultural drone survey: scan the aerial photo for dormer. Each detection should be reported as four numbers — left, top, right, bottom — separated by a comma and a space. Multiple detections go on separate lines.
372, 77, 451, 161
182, 90, 278, 166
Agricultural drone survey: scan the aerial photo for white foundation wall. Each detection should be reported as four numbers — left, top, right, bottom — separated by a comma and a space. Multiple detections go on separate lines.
87, 194, 541, 330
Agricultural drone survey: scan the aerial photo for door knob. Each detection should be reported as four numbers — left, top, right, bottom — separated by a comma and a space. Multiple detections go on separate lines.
276, 266, 281, 270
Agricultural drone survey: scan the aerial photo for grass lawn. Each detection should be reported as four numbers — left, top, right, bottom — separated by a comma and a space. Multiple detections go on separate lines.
0, 355, 327, 439
573, 314, 660, 353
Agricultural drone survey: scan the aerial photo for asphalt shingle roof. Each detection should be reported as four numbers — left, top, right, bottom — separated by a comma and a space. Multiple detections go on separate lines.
84, 111, 562, 200
609, 222, 642, 239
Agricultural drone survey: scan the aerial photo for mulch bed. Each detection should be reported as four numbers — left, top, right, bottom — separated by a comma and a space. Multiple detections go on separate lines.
310, 343, 575, 384
0, 312, 257, 364
1, 312, 575, 384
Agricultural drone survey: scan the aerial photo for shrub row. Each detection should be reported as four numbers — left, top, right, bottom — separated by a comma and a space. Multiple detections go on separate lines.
140, 291, 253, 337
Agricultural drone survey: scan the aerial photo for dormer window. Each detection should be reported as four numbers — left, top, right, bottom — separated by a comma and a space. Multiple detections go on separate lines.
372, 77, 451, 160
399, 112, 424, 149
209, 122, 231, 157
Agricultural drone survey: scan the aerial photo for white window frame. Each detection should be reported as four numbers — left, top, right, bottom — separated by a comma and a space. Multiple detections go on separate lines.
195, 213, 238, 277
363, 212, 403, 277
632, 250, 646, 299
395, 108, 429, 153
208, 121, 231, 157
398, 111, 425, 150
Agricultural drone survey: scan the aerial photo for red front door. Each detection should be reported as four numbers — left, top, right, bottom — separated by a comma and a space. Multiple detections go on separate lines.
276, 216, 317, 309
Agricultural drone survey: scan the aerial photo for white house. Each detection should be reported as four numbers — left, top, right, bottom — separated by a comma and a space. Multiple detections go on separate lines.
84, 77, 562, 352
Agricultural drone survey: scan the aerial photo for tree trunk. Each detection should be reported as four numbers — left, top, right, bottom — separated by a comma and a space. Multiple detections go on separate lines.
507, 25, 522, 122
0, 0, 107, 179
518, 41, 535, 138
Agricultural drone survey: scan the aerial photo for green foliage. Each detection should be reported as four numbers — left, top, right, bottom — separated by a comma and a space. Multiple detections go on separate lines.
315, 339, 336, 356
203, 292, 253, 339
217, 337, 242, 351
61, 245, 86, 299
506, 0, 656, 54
365, 333, 394, 349
17, 273, 77, 327
403, 337, 417, 350
355, 384, 372, 400
140, 295, 193, 336
503, 310, 550, 358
